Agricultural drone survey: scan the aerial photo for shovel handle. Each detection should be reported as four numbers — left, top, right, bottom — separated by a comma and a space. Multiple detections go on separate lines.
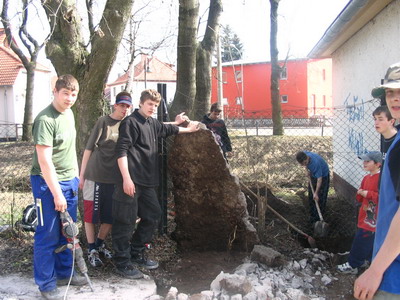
308, 177, 324, 222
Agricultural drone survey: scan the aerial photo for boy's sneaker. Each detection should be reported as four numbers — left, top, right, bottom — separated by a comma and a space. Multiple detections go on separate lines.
337, 262, 358, 274
57, 274, 87, 286
115, 264, 144, 279
131, 250, 159, 270
88, 249, 103, 267
98, 244, 113, 259
40, 288, 64, 300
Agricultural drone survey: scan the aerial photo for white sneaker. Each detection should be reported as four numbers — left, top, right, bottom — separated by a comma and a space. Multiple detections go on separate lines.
88, 249, 103, 267
98, 244, 112, 259
337, 262, 358, 274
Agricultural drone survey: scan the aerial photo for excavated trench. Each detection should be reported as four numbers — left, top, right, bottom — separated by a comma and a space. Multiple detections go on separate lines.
242, 184, 356, 254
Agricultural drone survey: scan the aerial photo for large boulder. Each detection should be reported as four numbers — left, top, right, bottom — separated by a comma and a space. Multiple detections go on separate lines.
168, 129, 259, 251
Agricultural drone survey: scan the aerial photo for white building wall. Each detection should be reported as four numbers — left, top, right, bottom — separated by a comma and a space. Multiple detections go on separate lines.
332, 0, 400, 188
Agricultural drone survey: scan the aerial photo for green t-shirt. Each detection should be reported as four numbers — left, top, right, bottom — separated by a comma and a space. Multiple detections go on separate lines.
31, 104, 78, 181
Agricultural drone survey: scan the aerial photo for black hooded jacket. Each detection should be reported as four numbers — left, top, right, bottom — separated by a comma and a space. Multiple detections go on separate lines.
201, 114, 232, 154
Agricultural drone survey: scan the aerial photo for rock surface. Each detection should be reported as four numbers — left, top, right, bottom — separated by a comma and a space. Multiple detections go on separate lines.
168, 130, 259, 251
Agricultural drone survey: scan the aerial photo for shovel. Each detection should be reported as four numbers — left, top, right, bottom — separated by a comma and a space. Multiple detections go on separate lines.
309, 178, 329, 238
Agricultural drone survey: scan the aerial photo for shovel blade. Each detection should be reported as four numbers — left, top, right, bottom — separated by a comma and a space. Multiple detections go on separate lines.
314, 221, 329, 238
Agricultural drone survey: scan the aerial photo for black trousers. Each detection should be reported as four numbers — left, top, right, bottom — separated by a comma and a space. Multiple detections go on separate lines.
308, 175, 330, 224
111, 183, 161, 267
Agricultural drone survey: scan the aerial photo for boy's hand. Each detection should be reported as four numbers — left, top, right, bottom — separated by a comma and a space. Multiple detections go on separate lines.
78, 175, 85, 190
123, 177, 135, 196
357, 189, 367, 197
187, 121, 200, 132
354, 267, 382, 300
313, 193, 319, 202
54, 195, 67, 212
175, 112, 190, 125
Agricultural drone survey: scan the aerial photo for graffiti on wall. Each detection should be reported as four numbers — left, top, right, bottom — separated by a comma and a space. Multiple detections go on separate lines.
344, 93, 367, 155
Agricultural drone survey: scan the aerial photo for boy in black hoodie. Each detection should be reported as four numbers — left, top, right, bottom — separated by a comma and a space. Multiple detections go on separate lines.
201, 103, 233, 159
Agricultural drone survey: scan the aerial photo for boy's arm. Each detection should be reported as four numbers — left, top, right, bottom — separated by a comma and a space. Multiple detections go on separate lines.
117, 156, 135, 196
36, 145, 67, 212
79, 149, 92, 189
221, 122, 233, 152
354, 205, 400, 300
164, 112, 189, 125
313, 177, 322, 201
178, 121, 200, 134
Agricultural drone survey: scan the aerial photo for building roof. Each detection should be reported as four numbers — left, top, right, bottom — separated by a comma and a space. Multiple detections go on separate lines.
108, 54, 176, 86
308, 0, 394, 58
0, 29, 24, 86
0, 28, 51, 86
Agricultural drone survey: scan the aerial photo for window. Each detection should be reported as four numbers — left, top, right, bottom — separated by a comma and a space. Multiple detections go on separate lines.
235, 70, 242, 83
121, 85, 124, 92
222, 72, 227, 84
322, 69, 326, 81
323, 95, 326, 107
113, 87, 116, 98
280, 66, 287, 79
281, 95, 288, 103
235, 96, 242, 105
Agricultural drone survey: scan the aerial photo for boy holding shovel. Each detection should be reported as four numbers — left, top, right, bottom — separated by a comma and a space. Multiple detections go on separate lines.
296, 151, 330, 226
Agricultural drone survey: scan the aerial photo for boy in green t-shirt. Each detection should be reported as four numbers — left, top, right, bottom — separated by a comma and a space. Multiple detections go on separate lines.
30, 75, 86, 300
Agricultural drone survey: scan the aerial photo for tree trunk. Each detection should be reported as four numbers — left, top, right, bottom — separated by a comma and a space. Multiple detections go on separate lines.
22, 65, 35, 141
43, 0, 134, 156
193, 0, 222, 121
170, 0, 200, 119
270, 0, 284, 135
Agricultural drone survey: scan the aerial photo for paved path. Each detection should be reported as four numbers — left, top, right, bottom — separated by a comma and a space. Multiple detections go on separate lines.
0, 274, 157, 300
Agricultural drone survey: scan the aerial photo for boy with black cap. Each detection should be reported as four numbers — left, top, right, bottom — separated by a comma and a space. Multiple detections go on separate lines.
79, 91, 132, 267
337, 151, 381, 275
354, 62, 400, 300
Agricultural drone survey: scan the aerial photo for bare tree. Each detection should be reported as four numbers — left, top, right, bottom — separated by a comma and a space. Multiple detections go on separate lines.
38, 0, 135, 154
193, 0, 222, 120
170, 0, 222, 120
1, 0, 49, 141
169, 0, 199, 118
270, 0, 283, 135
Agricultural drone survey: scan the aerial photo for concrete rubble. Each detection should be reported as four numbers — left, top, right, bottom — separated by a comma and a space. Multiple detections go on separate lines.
154, 245, 338, 300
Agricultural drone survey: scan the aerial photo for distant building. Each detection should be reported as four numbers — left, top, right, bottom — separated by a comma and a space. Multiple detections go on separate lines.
0, 28, 52, 139
308, 0, 397, 201
211, 58, 332, 122
107, 54, 176, 108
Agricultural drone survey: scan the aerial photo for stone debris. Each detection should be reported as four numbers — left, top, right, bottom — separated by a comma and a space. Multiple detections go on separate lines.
154, 246, 339, 300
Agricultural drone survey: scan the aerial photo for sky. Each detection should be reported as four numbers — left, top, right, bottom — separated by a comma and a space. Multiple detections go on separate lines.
220, 0, 350, 61
1, 0, 351, 77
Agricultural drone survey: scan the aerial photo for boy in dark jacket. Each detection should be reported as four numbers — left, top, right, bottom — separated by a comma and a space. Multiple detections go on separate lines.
201, 103, 233, 159
113, 89, 199, 279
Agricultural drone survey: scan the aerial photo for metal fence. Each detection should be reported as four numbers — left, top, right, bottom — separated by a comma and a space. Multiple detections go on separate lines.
0, 101, 381, 246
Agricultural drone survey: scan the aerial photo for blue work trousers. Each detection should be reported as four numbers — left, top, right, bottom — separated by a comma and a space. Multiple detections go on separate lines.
348, 228, 375, 268
30, 175, 79, 292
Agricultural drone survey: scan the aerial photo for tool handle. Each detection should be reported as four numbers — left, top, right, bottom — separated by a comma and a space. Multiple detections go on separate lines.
309, 178, 324, 221
240, 181, 311, 238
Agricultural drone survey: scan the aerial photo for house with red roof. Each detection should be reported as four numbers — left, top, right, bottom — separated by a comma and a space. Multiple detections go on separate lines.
0, 28, 52, 139
107, 54, 176, 108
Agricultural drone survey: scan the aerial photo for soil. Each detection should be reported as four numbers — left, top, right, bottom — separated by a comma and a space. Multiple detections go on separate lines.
0, 137, 358, 298
0, 189, 357, 299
